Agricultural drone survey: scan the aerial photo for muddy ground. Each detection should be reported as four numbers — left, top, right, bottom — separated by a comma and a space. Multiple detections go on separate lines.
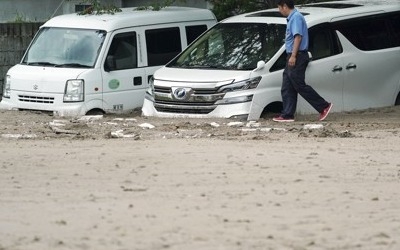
0, 107, 399, 250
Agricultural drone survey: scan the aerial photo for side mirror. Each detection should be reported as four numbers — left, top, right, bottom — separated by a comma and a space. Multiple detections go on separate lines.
104, 55, 116, 72
253, 60, 265, 72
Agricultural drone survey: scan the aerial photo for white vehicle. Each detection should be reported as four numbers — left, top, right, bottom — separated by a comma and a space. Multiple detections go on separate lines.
1, 7, 217, 116
142, 0, 400, 120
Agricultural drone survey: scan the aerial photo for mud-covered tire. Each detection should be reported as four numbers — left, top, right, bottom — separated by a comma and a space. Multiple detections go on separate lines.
86, 109, 105, 116
260, 102, 283, 118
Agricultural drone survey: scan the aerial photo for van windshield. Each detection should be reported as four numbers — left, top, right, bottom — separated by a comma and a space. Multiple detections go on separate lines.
167, 22, 286, 70
22, 27, 106, 68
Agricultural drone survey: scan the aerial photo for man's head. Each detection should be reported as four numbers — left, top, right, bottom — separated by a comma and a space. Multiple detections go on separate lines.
276, 0, 294, 17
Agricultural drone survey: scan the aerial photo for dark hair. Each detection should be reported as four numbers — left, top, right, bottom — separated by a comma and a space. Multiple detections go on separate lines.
276, 0, 295, 9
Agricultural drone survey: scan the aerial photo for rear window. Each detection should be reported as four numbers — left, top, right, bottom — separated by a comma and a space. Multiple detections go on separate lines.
334, 12, 400, 51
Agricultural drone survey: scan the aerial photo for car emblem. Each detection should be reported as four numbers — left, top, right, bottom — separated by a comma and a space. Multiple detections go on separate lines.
33, 84, 38, 90
172, 87, 192, 101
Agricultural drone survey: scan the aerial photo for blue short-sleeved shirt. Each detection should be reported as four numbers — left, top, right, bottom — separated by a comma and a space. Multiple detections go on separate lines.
285, 8, 309, 53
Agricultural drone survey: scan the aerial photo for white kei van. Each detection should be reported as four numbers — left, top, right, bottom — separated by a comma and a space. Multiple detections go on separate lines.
142, 0, 400, 121
1, 7, 217, 116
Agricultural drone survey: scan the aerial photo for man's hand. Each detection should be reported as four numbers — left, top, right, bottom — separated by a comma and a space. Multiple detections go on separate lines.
289, 55, 296, 67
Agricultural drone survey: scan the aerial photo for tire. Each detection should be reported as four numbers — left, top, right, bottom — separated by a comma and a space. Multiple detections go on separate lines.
86, 109, 104, 116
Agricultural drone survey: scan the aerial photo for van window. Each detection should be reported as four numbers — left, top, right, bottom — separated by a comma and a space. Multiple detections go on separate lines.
168, 23, 286, 70
105, 32, 137, 71
309, 24, 342, 60
269, 53, 286, 72
334, 13, 399, 51
145, 27, 182, 66
185, 25, 208, 45
270, 23, 342, 72
388, 12, 400, 47
22, 28, 106, 68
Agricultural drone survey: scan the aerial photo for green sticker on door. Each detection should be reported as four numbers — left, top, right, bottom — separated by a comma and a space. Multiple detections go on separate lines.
109, 79, 120, 89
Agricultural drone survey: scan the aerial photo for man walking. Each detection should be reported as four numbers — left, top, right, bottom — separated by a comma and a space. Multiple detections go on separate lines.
273, 0, 332, 122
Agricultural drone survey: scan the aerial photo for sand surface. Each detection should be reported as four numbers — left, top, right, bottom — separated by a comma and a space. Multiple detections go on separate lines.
0, 107, 399, 250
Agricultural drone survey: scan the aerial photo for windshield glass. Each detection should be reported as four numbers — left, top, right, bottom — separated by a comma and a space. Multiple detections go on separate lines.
168, 22, 286, 70
22, 27, 106, 68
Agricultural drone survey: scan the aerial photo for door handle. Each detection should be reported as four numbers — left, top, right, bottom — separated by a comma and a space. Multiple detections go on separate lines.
332, 65, 343, 72
133, 77, 142, 86
346, 63, 357, 70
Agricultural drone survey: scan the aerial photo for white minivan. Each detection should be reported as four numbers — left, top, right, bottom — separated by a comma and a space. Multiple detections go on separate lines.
1, 7, 217, 116
142, 0, 400, 121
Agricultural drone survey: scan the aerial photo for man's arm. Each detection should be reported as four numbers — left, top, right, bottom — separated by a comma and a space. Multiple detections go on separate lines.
288, 34, 302, 67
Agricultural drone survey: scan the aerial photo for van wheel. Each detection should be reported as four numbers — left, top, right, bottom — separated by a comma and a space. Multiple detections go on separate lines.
86, 109, 105, 116
395, 93, 400, 106
260, 102, 282, 119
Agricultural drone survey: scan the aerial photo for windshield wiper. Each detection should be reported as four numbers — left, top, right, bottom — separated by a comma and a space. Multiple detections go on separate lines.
26, 62, 56, 67
54, 63, 92, 68
182, 64, 226, 69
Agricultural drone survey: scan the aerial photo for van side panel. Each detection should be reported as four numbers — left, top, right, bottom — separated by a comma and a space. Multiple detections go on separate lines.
333, 11, 400, 110
338, 32, 400, 110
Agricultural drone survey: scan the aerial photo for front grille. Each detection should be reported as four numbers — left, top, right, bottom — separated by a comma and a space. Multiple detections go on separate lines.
18, 95, 55, 104
155, 86, 218, 95
154, 86, 170, 93
155, 105, 215, 114
153, 86, 224, 114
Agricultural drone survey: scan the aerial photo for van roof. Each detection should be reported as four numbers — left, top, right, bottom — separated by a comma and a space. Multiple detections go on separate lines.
43, 6, 216, 31
223, 0, 399, 26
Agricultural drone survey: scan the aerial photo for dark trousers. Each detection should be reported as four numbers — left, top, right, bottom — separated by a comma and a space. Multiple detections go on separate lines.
281, 52, 328, 119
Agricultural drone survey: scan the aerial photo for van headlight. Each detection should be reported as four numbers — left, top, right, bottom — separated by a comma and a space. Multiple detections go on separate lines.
3, 75, 11, 98
145, 77, 155, 102
64, 79, 84, 102
215, 94, 253, 105
219, 76, 261, 93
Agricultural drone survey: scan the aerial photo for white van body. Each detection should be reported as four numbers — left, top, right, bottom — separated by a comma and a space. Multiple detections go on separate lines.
142, 0, 400, 121
1, 7, 217, 116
